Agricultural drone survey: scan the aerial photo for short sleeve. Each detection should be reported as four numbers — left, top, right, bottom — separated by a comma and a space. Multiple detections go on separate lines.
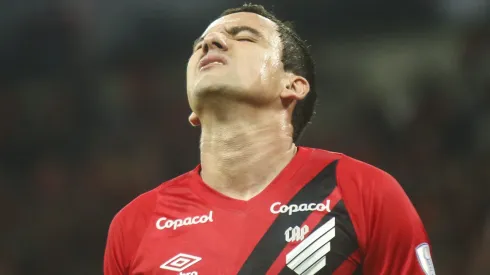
361, 170, 436, 274
104, 215, 128, 275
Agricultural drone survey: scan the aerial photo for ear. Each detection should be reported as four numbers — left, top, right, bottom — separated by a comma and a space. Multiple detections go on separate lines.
280, 74, 310, 101
188, 112, 201, 127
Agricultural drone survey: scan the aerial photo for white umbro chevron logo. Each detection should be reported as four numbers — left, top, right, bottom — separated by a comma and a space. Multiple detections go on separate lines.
286, 217, 336, 275
160, 253, 201, 272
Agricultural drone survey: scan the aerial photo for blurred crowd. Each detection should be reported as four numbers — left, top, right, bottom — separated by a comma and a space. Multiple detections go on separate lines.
0, 1, 489, 274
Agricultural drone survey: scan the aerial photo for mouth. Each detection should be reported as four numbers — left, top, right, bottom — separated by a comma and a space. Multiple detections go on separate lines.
198, 54, 227, 71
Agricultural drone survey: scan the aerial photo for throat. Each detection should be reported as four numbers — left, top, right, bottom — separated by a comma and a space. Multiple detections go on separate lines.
200, 143, 297, 201
197, 107, 296, 201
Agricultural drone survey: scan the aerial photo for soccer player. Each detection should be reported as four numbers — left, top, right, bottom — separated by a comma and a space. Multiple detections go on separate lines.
104, 4, 435, 275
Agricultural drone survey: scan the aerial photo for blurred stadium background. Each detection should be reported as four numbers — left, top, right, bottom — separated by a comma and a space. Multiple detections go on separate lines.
0, 0, 489, 274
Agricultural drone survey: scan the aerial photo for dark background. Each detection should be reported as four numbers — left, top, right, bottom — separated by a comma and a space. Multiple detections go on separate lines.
0, 0, 489, 274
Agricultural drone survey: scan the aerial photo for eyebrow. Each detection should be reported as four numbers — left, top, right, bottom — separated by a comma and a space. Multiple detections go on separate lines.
192, 25, 264, 50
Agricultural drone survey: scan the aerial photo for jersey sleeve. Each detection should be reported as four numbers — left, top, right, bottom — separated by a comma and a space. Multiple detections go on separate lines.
361, 171, 435, 274
103, 187, 159, 275
338, 158, 435, 275
104, 214, 128, 275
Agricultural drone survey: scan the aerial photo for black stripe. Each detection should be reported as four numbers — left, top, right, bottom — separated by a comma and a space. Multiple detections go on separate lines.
279, 200, 359, 274
325, 201, 359, 272
278, 268, 296, 275
237, 160, 339, 275
352, 264, 363, 275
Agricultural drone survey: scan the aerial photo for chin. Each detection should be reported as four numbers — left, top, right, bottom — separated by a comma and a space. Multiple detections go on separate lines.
193, 78, 236, 99
190, 76, 258, 105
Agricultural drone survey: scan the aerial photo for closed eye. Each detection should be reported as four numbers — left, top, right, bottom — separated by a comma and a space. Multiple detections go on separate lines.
236, 38, 255, 42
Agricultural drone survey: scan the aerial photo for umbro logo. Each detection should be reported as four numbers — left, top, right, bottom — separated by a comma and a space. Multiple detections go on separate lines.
160, 253, 201, 274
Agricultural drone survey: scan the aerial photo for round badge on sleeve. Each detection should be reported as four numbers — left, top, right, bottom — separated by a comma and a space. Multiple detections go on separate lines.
415, 243, 436, 275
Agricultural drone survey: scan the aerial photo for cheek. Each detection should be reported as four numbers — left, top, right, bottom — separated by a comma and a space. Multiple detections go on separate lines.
186, 56, 198, 87
239, 51, 277, 81
186, 57, 196, 77
257, 52, 281, 85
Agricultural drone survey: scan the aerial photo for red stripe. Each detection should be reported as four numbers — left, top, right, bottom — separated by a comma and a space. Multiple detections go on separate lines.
266, 186, 342, 275
332, 249, 362, 275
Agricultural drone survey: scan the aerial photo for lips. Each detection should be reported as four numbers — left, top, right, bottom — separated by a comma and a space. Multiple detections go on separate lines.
198, 54, 227, 71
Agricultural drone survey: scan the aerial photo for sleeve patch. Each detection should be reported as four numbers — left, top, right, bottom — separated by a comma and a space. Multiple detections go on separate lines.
415, 243, 436, 275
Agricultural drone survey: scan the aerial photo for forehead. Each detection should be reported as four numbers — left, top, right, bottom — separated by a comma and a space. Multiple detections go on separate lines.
201, 12, 278, 38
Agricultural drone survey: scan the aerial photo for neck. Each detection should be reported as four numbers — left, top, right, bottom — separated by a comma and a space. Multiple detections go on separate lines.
198, 104, 296, 201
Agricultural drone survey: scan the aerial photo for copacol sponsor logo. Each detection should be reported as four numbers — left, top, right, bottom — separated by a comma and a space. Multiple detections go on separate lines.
156, 211, 213, 230
270, 200, 331, 215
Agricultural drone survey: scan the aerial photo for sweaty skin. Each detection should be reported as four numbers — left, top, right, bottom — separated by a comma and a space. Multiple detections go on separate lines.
185, 12, 310, 201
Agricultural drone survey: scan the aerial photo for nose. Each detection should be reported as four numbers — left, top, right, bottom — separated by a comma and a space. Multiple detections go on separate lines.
202, 32, 228, 53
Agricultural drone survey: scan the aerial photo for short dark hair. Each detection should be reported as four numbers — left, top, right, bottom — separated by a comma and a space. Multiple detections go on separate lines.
220, 4, 316, 142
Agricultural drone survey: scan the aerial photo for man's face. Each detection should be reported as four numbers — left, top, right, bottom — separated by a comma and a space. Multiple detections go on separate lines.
186, 12, 285, 111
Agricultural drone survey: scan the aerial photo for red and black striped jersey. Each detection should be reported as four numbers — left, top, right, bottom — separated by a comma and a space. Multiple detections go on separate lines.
104, 147, 435, 275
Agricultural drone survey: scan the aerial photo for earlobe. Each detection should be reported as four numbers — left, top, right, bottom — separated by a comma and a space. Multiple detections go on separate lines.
189, 112, 201, 127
